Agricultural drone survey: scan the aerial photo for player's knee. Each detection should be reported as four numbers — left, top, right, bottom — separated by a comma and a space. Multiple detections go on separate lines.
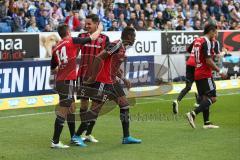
117, 96, 129, 107
69, 103, 76, 113
57, 107, 68, 118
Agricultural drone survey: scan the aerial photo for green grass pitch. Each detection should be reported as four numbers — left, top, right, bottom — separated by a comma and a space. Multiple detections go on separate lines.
0, 89, 239, 160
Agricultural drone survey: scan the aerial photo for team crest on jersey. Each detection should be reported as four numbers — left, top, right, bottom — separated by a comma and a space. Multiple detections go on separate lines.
97, 38, 103, 43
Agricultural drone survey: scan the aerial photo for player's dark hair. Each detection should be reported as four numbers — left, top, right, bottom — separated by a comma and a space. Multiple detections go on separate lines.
121, 27, 135, 40
57, 24, 69, 38
86, 14, 99, 23
203, 24, 217, 35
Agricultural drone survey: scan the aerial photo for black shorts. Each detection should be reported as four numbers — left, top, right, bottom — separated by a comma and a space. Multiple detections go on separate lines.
77, 81, 126, 102
76, 77, 88, 100
195, 78, 216, 97
186, 65, 195, 83
56, 80, 75, 107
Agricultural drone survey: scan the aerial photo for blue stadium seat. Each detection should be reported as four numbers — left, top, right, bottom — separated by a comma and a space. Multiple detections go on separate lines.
0, 22, 12, 33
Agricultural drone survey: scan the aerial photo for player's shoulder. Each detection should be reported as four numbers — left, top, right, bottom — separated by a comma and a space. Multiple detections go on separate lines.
99, 33, 109, 40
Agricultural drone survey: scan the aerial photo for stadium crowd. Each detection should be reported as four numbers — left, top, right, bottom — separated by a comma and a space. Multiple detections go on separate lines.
0, 0, 240, 32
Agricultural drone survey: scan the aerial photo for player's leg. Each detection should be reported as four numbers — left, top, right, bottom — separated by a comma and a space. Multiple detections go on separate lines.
186, 78, 218, 128
173, 65, 194, 114
75, 99, 89, 137
73, 79, 89, 147
83, 100, 104, 142
81, 82, 106, 143
201, 78, 219, 129
51, 81, 73, 148
66, 80, 76, 140
113, 82, 141, 144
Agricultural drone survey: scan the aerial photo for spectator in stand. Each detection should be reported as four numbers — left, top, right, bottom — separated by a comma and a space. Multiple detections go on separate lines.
49, 3, 64, 22
50, 12, 60, 31
65, 0, 80, 13
144, 3, 153, 19
133, 4, 142, 20
79, 3, 89, 19
26, 19, 40, 32
147, 19, 159, 31
34, 2, 45, 18
119, 20, 127, 31
125, 3, 133, 20
175, 18, 185, 30
79, 19, 86, 32
107, 19, 119, 31
229, 21, 238, 29
102, 10, 114, 31
175, 5, 185, 19
208, 14, 218, 25
151, 3, 158, 18
136, 19, 147, 31
163, 6, 174, 22
92, 1, 105, 20
37, 9, 52, 32
128, 11, 138, 28
64, 10, 80, 31
184, 20, 194, 30
222, 1, 230, 20
118, 12, 127, 29
193, 19, 202, 30
13, 8, 28, 32
22, 1, 31, 18
154, 11, 164, 30
0, 0, 12, 22
164, 20, 173, 30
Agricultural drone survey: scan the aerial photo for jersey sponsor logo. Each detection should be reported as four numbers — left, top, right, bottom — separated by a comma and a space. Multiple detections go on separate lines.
84, 44, 102, 48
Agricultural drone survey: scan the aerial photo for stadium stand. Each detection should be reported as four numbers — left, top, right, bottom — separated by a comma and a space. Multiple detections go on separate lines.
0, 0, 239, 32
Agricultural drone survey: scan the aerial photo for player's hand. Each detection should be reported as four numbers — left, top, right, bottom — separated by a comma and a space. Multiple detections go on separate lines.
123, 78, 131, 90
219, 69, 228, 79
220, 73, 228, 79
97, 22, 103, 32
51, 67, 58, 75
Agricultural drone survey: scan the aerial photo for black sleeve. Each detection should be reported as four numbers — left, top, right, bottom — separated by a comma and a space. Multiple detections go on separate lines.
51, 55, 58, 70
105, 41, 122, 55
202, 41, 211, 58
105, 36, 110, 47
187, 41, 194, 53
214, 41, 221, 54
72, 37, 91, 45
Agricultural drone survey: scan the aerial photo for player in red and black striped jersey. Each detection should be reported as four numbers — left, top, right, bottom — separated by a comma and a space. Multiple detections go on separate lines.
75, 14, 110, 143
172, 37, 221, 114
50, 24, 102, 148
186, 24, 227, 129
81, 27, 142, 144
